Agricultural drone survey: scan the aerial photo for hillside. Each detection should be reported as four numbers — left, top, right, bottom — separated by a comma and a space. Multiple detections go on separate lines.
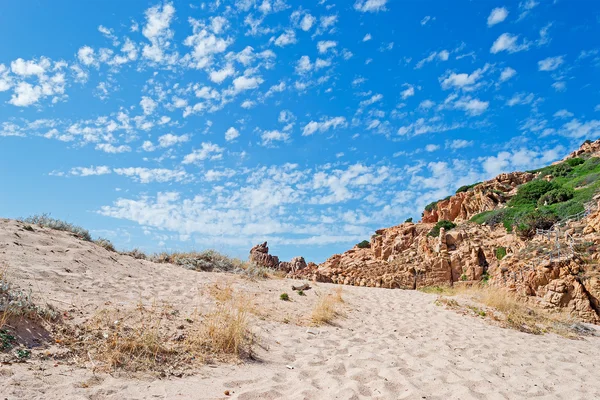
2, 217, 600, 399
272, 139, 600, 324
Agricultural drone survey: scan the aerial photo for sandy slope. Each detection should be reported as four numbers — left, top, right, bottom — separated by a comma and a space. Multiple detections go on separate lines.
2, 218, 600, 399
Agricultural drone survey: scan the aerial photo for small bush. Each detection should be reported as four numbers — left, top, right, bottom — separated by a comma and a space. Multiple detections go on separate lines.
566, 158, 585, 167
460, 274, 467, 281
515, 209, 558, 239
280, 293, 290, 301
356, 240, 370, 249
297, 290, 305, 296
578, 157, 600, 173
94, 238, 116, 252
496, 247, 507, 260
456, 182, 481, 194
470, 209, 507, 227
23, 214, 92, 241
509, 180, 560, 207
404, 217, 413, 223
154, 250, 242, 272
124, 248, 147, 260
428, 220, 456, 237
537, 187, 574, 206
552, 200, 585, 220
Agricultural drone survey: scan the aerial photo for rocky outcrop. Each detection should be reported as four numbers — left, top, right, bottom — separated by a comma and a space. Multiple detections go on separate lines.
421, 172, 535, 223
249, 242, 307, 273
249, 242, 279, 269
566, 138, 600, 160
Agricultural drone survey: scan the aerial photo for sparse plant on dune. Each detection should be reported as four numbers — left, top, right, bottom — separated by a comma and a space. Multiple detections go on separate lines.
94, 237, 116, 252
311, 288, 344, 325
22, 213, 92, 241
152, 250, 244, 273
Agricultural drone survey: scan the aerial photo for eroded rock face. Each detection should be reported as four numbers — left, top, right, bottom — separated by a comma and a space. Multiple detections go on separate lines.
566, 138, 600, 159
249, 242, 279, 269
249, 242, 307, 273
421, 172, 535, 223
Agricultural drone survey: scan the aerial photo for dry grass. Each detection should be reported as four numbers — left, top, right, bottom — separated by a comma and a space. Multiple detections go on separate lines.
66, 285, 257, 373
430, 284, 583, 338
311, 288, 344, 326
191, 300, 254, 359
67, 302, 183, 372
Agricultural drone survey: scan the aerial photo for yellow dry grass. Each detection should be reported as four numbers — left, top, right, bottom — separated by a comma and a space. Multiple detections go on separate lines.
311, 288, 344, 326
428, 284, 581, 337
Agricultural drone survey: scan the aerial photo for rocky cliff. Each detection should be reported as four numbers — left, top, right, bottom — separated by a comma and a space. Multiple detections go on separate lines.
282, 139, 600, 324
421, 172, 534, 223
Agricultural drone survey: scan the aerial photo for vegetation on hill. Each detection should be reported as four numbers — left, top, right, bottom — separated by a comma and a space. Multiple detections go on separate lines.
471, 156, 600, 235
356, 240, 370, 248
428, 220, 457, 237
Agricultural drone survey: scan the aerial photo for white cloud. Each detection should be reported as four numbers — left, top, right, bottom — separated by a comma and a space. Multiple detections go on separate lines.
241, 100, 255, 109
499, 67, 517, 82
141, 2, 176, 63
554, 109, 574, 119
11, 58, 48, 76
354, 0, 387, 12
96, 143, 132, 153
440, 64, 489, 91
140, 96, 157, 115
8, 82, 42, 107
225, 127, 240, 141
400, 85, 415, 99
232, 75, 263, 92
419, 100, 435, 110
415, 50, 450, 69
182, 142, 224, 164
77, 46, 96, 66
487, 7, 509, 27
446, 139, 473, 150
300, 14, 315, 31
261, 129, 290, 146
425, 144, 440, 152
274, 30, 297, 47
317, 40, 337, 54
453, 96, 489, 116
506, 92, 535, 107
490, 33, 530, 54
114, 167, 189, 183
558, 118, 600, 139
69, 166, 111, 176
295, 55, 313, 74
552, 81, 566, 92
302, 116, 347, 136
538, 56, 564, 71
158, 133, 189, 147
362, 34, 372, 42
421, 16, 435, 26
184, 21, 232, 69
209, 64, 235, 84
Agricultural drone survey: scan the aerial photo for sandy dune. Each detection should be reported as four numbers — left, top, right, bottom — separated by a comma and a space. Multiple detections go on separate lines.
2, 218, 600, 399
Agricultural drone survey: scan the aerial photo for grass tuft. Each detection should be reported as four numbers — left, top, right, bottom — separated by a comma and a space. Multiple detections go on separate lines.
23, 213, 92, 241
310, 288, 344, 325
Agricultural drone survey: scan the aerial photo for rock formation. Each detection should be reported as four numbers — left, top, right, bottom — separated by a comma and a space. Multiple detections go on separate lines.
286, 139, 600, 324
249, 241, 307, 273
421, 172, 535, 223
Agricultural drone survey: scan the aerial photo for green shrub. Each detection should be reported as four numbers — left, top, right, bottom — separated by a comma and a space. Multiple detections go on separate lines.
551, 199, 585, 220
23, 214, 92, 241
537, 187, 574, 206
578, 157, 600, 173
280, 293, 290, 301
456, 182, 481, 194
470, 209, 507, 227
515, 209, 558, 239
428, 220, 456, 237
297, 290, 305, 296
509, 180, 560, 207
153, 250, 243, 272
404, 217, 413, 223
356, 240, 370, 249
566, 158, 585, 167
424, 201, 439, 213
496, 247, 507, 260
460, 274, 467, 281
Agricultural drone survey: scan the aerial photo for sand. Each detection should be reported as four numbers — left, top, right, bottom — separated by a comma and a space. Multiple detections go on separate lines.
1, 218, 600, 399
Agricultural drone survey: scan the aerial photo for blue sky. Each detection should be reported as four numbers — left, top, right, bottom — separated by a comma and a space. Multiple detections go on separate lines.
0, 0, 599, 263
